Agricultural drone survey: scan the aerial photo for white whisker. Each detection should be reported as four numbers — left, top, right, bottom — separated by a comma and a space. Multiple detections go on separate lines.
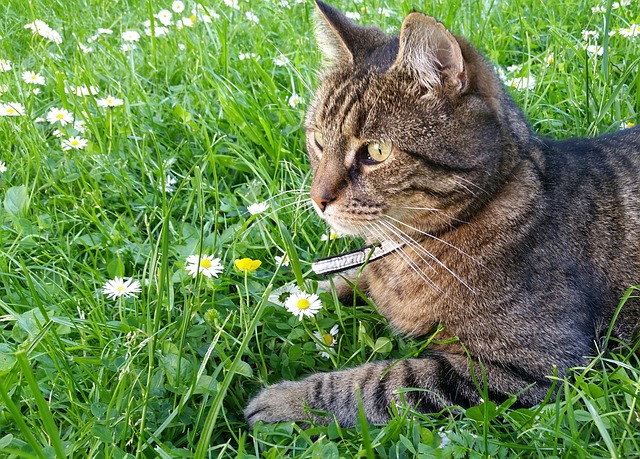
368, 222, 439, 281
454, 175, 489, 195
378, 218, 476, 294
383, 214, 485, 271
367, 221, 453, 303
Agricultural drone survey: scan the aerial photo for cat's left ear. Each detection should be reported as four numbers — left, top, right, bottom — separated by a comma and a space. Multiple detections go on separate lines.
390, 13, 466, 92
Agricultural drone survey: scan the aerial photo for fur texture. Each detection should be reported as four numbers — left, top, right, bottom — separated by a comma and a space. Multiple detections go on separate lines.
245, 1, 640, 427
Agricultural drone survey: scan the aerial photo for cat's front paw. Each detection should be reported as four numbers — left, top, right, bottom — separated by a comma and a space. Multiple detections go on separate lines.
244, 380, 311, 428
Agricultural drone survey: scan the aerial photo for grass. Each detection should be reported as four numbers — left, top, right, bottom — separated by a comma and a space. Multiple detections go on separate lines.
0, 0, 639, 457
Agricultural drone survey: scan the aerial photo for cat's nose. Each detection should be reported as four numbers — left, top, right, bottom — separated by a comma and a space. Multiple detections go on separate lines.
311, 192, 335, 213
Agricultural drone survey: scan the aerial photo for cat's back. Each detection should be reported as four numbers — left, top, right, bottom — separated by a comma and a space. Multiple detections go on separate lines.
550, 125, 640, 173
543, 126, 640, 219
529, 126, 640, 341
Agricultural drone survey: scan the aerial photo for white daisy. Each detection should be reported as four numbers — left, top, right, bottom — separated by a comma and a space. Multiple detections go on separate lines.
545, 53, 555, 66
61, 136, 88, 151
224, 0, 240, 9
145, 27, 169, 37
73, 120, 86, 133
619, 25, 640, 38
44, 29, 62, 44
185, 254, 224, 278
156, 9, 173, 26
172, 1, 185, 13
98, 28, 114, 35
313, 324, 339, 358
0, 161, 6, 173
285, 291, 323, 320
246, 12, 259, 23
24, 20, 51, 35
0, 59, 11, 72
268, 283, 300, 306
121, 43, 136, 52
97, 95, 124, 107
247, 201, 268, 215
0, 102, 25, 117
102, 277, 142, 300
122, 30, 141, 42
78, 42, 93, 54
581, 30, 599, 41
345, 11, 361, 21
288, 93, 303, 107
46, 107, 74, 126
25, 20, 62, 43
274, 55, 290, 66
23, 71, 46, 86
506, 75, 536, 91
160, 174, 177, 193
274, 254, 290, 267
586, 45, 604, 56
506, 64, 522, 73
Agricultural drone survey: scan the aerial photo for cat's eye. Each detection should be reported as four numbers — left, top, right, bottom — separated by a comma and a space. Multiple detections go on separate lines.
313, 131, 325, 149
366, 141, 392, 163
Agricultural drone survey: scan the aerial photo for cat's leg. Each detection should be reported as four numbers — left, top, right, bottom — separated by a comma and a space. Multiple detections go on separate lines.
317, 268, 369, 304
244, 353, 553, 427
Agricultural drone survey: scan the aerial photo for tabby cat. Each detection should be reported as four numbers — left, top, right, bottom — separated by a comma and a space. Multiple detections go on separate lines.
245, 0, 640, 427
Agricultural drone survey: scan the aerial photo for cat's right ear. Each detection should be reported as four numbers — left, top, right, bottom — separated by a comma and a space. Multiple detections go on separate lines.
313, 0, 357, 65
390, 13, 466, 92
314, 0, 390, 68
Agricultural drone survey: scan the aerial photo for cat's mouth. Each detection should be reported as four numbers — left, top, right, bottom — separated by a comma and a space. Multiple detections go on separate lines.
312, 202, 379, 237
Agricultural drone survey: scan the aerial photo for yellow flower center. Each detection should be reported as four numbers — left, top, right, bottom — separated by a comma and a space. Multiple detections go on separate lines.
116, 285, 125, 292
200, 258, 212, 269
322, 333, 333, 346
297, 298, 310, 310
56, 113, 64, 119
7, 109, 14, 114
71, 140, 79, 146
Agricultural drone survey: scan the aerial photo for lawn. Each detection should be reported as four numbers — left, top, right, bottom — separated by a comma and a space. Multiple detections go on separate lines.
0, 0, 639, 457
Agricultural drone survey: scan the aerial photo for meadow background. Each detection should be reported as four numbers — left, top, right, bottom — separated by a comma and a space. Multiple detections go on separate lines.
0, 0, 639, 457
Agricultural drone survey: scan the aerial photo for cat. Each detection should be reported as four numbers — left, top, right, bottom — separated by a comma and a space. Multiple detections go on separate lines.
245, 0, 640, 427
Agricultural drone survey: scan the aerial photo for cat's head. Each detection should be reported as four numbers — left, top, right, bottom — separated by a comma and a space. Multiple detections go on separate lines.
306, 1, 529, 242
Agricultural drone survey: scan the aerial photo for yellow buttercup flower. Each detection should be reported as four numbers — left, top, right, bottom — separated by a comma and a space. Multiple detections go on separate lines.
234, 258, 262, 273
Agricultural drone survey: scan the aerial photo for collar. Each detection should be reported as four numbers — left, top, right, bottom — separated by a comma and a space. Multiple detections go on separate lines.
311, 240, 404, 276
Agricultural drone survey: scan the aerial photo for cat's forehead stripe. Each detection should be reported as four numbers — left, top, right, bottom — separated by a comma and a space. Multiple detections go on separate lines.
319, 74, 372, 140
318, 76, 355, 125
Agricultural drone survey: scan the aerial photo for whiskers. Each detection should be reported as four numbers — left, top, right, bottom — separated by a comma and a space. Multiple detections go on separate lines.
366, 215, 478, 296
251, 184, 315, 228
454, 175, 490, 196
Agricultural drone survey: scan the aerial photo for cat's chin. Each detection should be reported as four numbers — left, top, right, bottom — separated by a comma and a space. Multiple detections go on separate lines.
324, 220, 362, 237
